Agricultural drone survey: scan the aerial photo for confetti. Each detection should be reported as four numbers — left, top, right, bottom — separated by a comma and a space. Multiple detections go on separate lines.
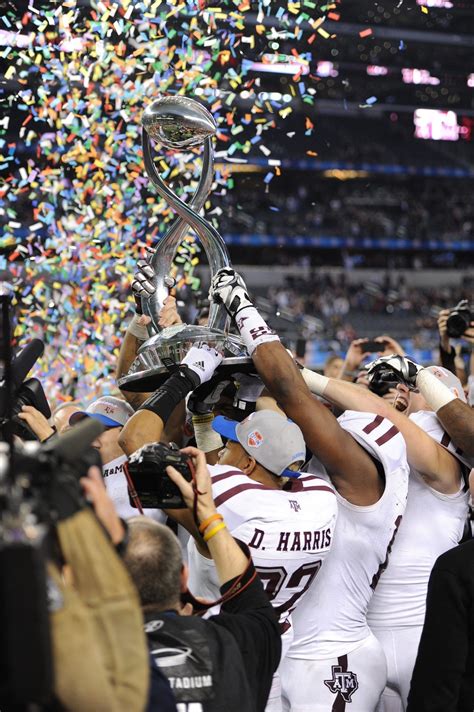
0, 0, 337, 404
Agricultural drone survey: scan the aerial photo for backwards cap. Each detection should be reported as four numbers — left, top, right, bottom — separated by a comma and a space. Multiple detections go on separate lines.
69, 396, 134, 428
426, 366, 467, 403
213, 410, 306, 477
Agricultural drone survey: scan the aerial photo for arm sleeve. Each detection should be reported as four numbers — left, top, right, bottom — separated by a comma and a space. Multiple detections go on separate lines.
439, 343, 457, 375
209, 575, 282, 712
407, 559, 469, 712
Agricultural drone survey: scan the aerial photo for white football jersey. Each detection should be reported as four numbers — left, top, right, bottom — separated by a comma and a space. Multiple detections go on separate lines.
367, 410, 469, 630
187, 463, 338, 633
288, 411, 409, 659
103, 455, 165, 523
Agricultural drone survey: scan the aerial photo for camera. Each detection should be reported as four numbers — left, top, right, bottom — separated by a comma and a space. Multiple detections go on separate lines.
127, 442, 193, 509
446, 300, 471, 339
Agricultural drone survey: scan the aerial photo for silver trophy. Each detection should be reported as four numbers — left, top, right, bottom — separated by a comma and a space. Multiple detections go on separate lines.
118, 96, 252, 393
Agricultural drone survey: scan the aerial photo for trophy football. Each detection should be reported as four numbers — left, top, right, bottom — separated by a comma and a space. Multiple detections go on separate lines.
118, 95, 252, 393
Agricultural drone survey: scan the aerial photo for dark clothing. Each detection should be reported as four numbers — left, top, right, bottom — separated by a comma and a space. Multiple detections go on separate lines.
146, 654, 177, 712
145, 572, 281, 712
407, 539, 474, 712
439, 342, 457, 375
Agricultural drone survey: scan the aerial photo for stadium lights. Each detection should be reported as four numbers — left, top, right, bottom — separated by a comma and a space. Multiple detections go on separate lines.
402, 68, 440, 86
242, 52, 310, 76
323, 170, 370, 180
367, 66, 389, 76
414, 109, 459, 141
416, 0, 453, 7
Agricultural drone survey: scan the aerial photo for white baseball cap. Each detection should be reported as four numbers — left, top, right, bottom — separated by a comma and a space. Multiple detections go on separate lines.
212, 410, 306, 477
69, 396, 134, 428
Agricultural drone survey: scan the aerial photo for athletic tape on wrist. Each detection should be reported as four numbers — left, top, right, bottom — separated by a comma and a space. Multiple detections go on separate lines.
127, 314, 149, 341
416, 368, 456, 412
235, 306, 280, 356
192, 413, 224, 453
300, 367, 329, 396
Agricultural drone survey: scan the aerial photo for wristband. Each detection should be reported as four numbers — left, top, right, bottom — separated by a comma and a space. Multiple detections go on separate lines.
299, 367, 329, 396
198, 513, 223, 535
234, 306, 280, 356
127, 314, 149, 341
416, 369, 456, 412
203, 522, 227, 542
139, 368, 200, 422
192, 413, 224, 453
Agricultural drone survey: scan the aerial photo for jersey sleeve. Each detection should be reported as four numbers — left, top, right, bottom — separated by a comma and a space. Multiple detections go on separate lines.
209, 464, 268, 531
410, 410, 472, 471
337, 410, 408, 476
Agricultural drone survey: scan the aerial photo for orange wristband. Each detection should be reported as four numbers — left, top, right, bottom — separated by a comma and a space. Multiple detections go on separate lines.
198, 513, 223, 535
203, 522, 227, 543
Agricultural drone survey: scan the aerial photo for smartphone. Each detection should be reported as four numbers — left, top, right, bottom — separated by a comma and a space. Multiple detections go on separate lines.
361, 340, 387, 353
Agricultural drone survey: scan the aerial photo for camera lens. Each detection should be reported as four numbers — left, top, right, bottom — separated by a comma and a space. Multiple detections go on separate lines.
446, 311, 469, 339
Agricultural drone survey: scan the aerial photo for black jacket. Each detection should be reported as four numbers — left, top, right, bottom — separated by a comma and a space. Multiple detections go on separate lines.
145, 570, 281, 712
407, 539, 474, 712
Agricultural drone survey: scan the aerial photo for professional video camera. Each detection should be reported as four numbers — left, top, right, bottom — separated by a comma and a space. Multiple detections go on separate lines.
127, 442, 193, 509
0, 338, 51, 441
446, 299, 472, 339
0, 291, 104, 707
0, 417, 105, 707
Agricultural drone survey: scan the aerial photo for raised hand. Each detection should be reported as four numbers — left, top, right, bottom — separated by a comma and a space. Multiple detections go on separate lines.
180, 344, 223, 386
208, 267, 253, 319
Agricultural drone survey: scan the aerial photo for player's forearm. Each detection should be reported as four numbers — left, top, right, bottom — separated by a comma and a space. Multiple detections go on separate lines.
118, 410, 164, 456
437, 399, 474, 457
116, 330, 151, 409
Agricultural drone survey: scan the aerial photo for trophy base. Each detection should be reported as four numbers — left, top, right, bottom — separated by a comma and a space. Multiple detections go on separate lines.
118, 324, 254, 393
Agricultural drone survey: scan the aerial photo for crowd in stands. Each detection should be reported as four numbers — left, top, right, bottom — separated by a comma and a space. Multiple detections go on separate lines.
219, 176, 474, 244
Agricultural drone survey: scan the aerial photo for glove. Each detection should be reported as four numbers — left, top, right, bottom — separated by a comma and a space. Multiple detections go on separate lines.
131, 247, 156, 310
208, 268, 253, 319
180, 344, 223, 387
366, 355, 423, 390
188, 376, 232, 415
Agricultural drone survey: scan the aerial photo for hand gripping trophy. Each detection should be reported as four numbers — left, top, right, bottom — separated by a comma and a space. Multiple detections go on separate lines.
118, 96, 252, 393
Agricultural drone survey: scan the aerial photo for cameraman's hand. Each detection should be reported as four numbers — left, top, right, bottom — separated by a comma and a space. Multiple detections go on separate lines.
340, 339, 369, 380
80, 466, 125, 545
462, 320, 474, 345
375, 335, 406, 357
437, 309, 451, 351
166, 446, 216, 525
18, 405, 55, 442
158, 295, 183, 328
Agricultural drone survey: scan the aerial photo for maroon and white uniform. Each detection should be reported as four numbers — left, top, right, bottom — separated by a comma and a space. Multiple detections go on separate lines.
188, 463, 338, 711
281, 411, 409, 712
368, 410, 470, 712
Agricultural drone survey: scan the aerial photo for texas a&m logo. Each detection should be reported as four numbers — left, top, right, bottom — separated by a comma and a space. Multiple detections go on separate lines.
324, 664, 359, 702
289, 500, 301, 513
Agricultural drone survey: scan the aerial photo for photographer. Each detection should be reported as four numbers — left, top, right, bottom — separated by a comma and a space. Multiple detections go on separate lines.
123, 446, 282, 712
437, 301, 473, 380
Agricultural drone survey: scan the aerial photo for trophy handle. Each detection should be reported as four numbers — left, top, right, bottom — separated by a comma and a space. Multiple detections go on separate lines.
142, 136, 213, 331
142, 132, 230, 333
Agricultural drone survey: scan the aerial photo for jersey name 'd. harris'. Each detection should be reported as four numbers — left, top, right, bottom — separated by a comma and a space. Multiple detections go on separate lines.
248, 526, 332, 552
